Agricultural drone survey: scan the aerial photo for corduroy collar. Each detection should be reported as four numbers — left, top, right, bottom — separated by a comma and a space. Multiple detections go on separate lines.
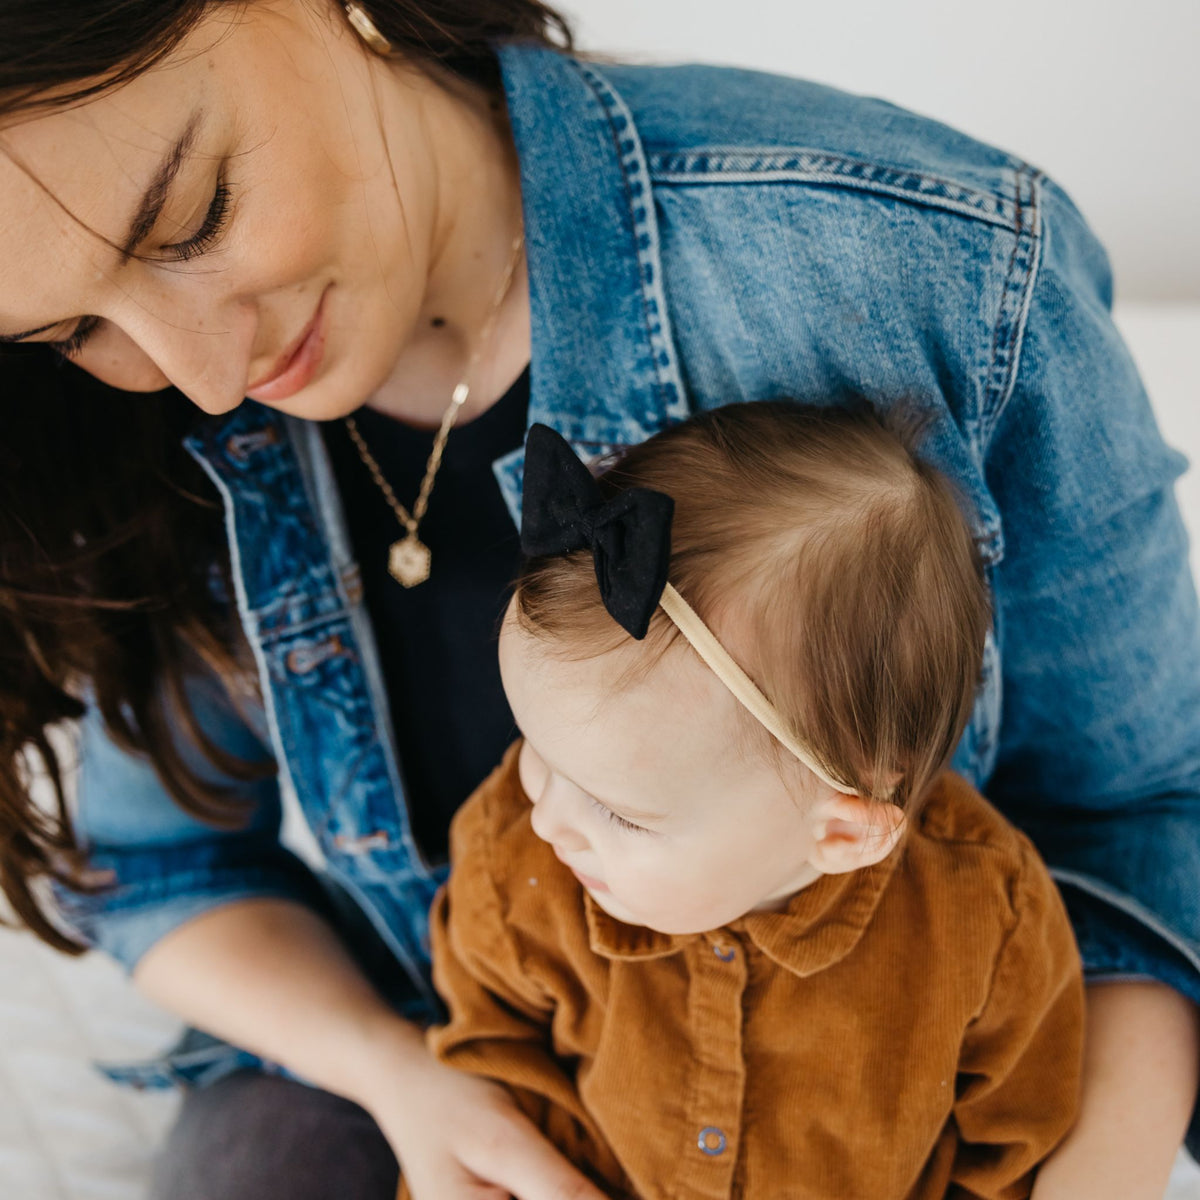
583, 843, 903, 978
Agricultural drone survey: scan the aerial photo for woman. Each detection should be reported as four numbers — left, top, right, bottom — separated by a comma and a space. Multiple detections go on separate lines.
0, 2, 1197, 1198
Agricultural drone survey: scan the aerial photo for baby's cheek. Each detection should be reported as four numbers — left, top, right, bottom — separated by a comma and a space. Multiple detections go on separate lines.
627, 852, 748, 934
610, 858, 710, 933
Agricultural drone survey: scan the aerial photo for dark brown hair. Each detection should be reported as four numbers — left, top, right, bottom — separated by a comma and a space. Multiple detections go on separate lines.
517, 401, 991, 813
0, 0, 573, 950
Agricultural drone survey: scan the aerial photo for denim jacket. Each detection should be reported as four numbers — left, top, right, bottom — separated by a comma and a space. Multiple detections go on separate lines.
61, 44, 1200, 1095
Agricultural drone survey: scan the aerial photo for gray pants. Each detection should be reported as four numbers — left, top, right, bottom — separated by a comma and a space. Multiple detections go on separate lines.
150, 1070, 399, 1200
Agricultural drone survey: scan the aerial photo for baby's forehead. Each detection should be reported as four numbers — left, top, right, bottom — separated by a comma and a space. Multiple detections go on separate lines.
508, 612, 724, 726
510, 612, 701, 697
503, 601, 807, 821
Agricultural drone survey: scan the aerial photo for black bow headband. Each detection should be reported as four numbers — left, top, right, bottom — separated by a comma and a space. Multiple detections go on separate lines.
520, 424, 674, 640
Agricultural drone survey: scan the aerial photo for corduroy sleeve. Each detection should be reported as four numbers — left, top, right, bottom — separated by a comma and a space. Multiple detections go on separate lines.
425, 783, 627, 1190
947, 840, 1086, 1198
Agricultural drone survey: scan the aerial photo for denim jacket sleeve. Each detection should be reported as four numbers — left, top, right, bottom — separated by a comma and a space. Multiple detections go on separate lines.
57, 670, 327, 974
982, 176, 1200, 991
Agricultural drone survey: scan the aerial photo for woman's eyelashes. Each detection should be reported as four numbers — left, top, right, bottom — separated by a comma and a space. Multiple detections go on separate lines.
588, 795, 651, 835
49, 314, 102, 358
48, 175, 234, 358
161, 176, 234, 263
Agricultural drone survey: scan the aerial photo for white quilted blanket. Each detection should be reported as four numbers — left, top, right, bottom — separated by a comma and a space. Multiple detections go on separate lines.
1, 303, 1199, 1199
0, 932, 179, 1198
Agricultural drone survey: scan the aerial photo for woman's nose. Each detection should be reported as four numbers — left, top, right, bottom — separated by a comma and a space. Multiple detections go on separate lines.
529, 778, 590, 853
75, 299, 255, 414
76, 325, 172, 393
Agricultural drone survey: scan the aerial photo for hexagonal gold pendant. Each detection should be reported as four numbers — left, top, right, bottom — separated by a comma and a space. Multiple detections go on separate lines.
388, 535, 431, 588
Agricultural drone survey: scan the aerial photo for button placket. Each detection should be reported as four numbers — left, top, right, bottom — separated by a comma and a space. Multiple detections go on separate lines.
678, 934, 746, 1196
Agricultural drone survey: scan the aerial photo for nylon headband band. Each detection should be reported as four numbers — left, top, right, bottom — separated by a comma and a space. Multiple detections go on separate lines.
657, 583, 858, 795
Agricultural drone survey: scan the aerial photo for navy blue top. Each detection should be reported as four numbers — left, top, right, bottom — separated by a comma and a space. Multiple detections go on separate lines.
321, 369, 529, 861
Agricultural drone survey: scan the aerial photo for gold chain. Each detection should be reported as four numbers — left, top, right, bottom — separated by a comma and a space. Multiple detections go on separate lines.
345, 230, 525, 587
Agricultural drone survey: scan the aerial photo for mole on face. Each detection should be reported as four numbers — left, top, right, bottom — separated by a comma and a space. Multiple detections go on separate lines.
431, 316, 446, 328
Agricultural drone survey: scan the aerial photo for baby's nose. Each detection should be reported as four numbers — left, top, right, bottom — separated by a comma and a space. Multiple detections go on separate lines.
529, 792, 588, 852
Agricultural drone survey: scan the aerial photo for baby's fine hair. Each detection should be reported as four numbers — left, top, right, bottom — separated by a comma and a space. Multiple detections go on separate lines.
516, 399, 991, 812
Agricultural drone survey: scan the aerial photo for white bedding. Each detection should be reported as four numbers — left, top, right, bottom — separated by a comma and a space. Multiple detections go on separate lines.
0, 928, 179, 1198
1, 302, 1198, 1199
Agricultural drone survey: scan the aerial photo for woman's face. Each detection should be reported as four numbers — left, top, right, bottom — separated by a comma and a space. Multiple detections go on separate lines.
0, 0, 440, 417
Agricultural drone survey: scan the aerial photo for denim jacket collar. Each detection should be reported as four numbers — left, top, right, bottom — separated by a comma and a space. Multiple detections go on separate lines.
499, 44, 689, 452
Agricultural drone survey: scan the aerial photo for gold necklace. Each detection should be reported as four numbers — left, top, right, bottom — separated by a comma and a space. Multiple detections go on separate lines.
344, 231, 524, 588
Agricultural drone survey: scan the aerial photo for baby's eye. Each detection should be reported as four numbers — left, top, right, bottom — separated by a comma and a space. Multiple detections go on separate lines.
588, 795, 650, 835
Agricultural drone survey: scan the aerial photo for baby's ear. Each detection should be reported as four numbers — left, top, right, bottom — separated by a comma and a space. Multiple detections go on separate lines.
808, 793, 906, 875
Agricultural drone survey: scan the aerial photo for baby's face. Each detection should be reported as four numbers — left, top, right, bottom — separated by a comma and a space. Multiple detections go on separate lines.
498, 604, 829, 935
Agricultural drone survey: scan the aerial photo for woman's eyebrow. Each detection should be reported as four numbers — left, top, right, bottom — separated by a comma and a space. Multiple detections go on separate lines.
0, 108, 204, 342
117, 108, 205, 264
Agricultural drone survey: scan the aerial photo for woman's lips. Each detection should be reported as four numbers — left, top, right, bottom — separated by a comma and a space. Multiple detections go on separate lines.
245, 289, 329, 402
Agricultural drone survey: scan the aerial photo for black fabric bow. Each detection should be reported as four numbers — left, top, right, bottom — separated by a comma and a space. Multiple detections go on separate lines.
520, 424, 674, 639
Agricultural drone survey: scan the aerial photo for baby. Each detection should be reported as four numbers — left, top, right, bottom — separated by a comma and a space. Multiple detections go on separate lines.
425, 400, 1082, 1199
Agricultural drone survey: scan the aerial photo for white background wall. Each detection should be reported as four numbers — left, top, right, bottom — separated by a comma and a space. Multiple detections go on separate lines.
559, 0, 1200, 302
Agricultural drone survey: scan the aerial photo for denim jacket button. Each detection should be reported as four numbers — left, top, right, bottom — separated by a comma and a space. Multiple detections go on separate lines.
285, 634, 345, 675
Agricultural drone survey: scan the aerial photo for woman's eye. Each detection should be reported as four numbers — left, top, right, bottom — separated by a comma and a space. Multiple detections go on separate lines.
161, 176, 234, 263
589, 795, 649, 835
37, 174, 234, 359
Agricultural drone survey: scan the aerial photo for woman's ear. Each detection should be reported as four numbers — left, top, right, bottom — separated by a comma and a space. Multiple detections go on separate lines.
808, 793, 906, 875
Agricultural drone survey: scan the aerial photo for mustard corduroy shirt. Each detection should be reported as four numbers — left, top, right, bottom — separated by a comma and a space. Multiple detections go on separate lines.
424, 743, 1083, 1200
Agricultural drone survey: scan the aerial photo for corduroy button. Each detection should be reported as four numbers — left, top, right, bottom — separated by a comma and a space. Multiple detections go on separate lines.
698, 1126, 727, 1156
712, 942, 736, 962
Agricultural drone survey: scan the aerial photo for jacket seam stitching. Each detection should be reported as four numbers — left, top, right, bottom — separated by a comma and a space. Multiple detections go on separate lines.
576, 61, 690, 429
978, 166, 1043, 447
648, 148, 1024, 232
1051, 868, 1200, 975
290, 418, 432, 878
59, 862, 308, 915
186, 441, 306, 844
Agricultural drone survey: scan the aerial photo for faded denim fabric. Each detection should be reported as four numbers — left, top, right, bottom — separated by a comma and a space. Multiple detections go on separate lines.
59, 46, 1200, 1103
